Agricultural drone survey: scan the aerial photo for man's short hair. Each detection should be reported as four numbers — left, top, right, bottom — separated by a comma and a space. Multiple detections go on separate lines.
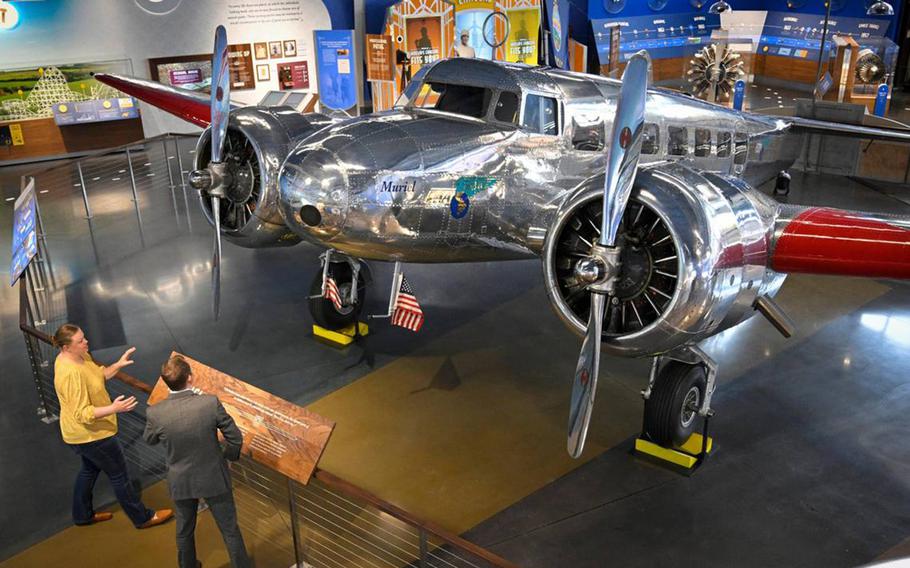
161, 356, 191, 391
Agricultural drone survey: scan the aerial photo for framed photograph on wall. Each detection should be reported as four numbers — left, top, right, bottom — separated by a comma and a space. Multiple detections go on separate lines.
256, 63, 271, 82
254, 42, 268, 60
284, 40, 297, 58
269, 41, 283, 59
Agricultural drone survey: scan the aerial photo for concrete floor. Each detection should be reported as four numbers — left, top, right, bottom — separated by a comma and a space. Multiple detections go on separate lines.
1, 138, 910, 567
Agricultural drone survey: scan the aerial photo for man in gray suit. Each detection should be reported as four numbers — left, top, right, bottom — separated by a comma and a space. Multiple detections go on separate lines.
144, 355, 251, 568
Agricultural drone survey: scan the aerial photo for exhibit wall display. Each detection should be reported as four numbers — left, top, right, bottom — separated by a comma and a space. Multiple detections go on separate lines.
0, 60, 135, 123
149, 54, 213, 93
372, 0, 541, 112
366, 34, 395, 81
406, 15, 444, 69
0, 0, 354, 136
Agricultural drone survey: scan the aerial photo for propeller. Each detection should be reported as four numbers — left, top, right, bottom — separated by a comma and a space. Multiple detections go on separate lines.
567, 52, 650, 459
189, 25, 232, 320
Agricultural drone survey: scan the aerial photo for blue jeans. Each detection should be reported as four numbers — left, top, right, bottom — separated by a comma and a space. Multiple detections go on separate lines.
68, 435, 154, 528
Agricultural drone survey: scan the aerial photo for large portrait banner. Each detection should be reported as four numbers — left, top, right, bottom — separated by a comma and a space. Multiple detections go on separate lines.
148, 353, 335, 486
406, 16, 443, 70
505, 7, 540, 64
453, 0, 494, 60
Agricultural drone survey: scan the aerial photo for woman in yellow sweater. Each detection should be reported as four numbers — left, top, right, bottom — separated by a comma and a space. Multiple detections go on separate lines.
53, 323, 172, 529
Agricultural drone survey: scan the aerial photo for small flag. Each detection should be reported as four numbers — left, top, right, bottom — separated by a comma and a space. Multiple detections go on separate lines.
392, 275, 424, 332
324, 276, 343, 311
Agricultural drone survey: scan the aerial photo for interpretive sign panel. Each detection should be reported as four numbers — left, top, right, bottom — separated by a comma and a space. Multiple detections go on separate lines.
9, 178, 37, 286
366, 34, 394, 82
313, 29, 358, 111
228, 44, 256, 91
148, 352, 335, 485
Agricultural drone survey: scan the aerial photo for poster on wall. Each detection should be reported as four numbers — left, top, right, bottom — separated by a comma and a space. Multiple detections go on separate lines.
505, 7, 540, 64
366, 34, 394, 82
277, 61, 310, 90
313, 29, 358, 112
149, 54, 212, 93
453, 0, 494, 60
406, 16, 443, 70
227, 44, 255, 90
544, 0, 569, 69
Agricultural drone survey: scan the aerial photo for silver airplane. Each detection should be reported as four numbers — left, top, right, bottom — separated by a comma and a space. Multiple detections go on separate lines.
96, 27, 910, 459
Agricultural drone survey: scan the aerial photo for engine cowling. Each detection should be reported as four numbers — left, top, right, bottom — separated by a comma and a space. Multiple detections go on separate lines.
193, 107, 332, 248
543, 162, 786, 358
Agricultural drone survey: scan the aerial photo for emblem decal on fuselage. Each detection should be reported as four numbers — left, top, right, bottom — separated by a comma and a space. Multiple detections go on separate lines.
450, 193, 470, 219
379, 178, 416, 193
455, 176, 497, 197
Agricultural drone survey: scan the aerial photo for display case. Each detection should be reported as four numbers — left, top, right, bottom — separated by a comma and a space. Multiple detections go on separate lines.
851, 35, 898, 97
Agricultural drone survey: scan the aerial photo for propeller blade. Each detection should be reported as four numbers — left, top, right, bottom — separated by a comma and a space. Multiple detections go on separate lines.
210, 25, 231, 164
600, 51, 650, 247
211, 196, 223, 320
567, 292, 607, 458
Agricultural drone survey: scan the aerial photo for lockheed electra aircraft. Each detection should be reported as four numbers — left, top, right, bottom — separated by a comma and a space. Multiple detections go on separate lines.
96, 26, 910, 459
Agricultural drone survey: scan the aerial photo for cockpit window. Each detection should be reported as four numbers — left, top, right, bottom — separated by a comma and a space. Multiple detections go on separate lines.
403, 82, 495, 119
521, 94, 558, 135
494, 91, 520, 123
435, 83, 494, 118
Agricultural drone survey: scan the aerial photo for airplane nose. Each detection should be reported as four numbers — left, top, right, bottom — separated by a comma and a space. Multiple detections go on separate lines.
280, 148, 349, 240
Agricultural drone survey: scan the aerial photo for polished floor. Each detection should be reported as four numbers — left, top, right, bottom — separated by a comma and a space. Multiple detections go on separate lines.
1, 139, 910, 566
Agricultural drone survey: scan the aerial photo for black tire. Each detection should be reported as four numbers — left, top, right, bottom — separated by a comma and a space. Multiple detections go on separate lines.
643, 361, 707, 448
308, 261, 366, 330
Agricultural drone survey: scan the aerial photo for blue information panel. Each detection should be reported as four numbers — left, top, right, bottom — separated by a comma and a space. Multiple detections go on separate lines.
313, 30, 358, 112
53, 97, 140, 126
758, 12, 890, 60
592, 12, 720, 64
10, 180, 38, 287
732, 79, 745, 111
545, 0, 570, 69
874, 83, 889, 117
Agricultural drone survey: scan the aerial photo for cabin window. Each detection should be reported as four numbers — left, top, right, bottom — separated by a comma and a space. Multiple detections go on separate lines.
694, 128, 712, 157
642, 123, 659, 155
717, 132, 732, 158
668, 126, 688, 156
734, 132, 748, 165
494, 91, 520, 123
521, 94, 559, 135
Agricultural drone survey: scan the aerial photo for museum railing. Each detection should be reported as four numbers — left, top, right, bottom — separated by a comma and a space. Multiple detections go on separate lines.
15, 145, 518, 567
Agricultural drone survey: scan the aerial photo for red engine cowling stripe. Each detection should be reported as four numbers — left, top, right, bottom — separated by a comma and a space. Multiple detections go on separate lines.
772, 207, 910, 279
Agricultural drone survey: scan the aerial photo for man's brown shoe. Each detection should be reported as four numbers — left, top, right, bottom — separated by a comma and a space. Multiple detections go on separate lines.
138, 509, 173, 529
91, 512, 113, 523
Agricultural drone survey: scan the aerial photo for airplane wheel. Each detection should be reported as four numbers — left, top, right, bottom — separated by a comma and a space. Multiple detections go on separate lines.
643, 361, 707, 448
308, 262, 366, 330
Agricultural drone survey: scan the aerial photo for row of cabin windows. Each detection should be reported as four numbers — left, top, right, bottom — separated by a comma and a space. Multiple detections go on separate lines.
642, 123, 748, 164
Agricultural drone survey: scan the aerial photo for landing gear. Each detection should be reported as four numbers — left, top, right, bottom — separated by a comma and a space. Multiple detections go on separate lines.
774, 170, 791, 196
308, 251, 369, 330
641, 345, 717, 449
643, 360, 707, 447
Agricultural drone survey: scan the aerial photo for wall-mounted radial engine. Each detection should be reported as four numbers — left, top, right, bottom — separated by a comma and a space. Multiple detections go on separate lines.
193, 107, 333, 248
543, 162, 786, 358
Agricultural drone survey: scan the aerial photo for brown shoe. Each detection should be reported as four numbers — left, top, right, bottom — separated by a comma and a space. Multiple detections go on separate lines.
138, 509, 173, 529
91, 512, 113, 523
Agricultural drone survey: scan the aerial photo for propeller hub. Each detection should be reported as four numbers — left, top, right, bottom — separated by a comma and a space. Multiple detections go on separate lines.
189, 169, 213, 191
574, 258, 605, 285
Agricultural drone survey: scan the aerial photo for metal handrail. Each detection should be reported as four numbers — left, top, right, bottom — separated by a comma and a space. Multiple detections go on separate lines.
17, 273, 516, 568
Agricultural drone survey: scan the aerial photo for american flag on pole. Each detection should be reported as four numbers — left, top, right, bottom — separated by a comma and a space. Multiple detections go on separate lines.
324, 275, 343, 311
392, 275, 424, 332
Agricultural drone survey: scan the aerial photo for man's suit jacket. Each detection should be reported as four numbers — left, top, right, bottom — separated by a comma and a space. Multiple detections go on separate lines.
143, 390, 243, 501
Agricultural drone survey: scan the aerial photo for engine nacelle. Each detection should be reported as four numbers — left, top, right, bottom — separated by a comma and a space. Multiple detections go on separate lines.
193, 107, 332, 248
543, 162, 786, 358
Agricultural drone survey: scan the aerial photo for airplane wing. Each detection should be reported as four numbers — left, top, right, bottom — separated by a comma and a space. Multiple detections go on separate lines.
785, 115, 910, 144
771, 206, 910, 279
94, 73, 225, 127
